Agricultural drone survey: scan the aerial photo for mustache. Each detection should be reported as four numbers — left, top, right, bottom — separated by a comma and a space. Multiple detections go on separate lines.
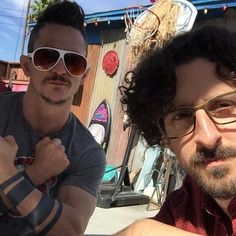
43, 76, 71, 85
192, 146, 236, 165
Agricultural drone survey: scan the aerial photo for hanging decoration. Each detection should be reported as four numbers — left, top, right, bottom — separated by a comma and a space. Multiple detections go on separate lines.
102, 50, 119, 76
125, 0, 179, 61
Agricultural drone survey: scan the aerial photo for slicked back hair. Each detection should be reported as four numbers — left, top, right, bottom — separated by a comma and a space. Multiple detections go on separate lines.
28, 1, 87, 53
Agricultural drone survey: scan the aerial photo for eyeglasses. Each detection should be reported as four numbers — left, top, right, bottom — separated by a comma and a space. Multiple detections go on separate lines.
28, 47, 88, 77
158, 90, 236, 139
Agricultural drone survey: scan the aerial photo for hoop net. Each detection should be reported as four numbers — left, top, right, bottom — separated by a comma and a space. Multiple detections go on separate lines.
125, 0, 180, 62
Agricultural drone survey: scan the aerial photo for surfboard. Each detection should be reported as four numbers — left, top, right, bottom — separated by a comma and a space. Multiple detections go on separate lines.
88, 99, 111, 153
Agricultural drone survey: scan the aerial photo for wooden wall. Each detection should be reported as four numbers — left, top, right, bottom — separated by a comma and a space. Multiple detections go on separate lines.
71, 44, 101, 125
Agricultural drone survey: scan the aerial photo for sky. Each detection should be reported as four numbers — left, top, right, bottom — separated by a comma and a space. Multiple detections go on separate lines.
0, 0, 151, 62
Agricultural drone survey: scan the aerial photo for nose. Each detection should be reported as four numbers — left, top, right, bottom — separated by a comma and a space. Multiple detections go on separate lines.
51, 58, 67, 76
194, 109, 222, 150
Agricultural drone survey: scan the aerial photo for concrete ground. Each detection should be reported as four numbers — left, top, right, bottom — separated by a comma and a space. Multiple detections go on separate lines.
85, 204, 158, 236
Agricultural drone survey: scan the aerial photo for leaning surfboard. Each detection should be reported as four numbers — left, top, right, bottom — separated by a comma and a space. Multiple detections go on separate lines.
88, 99, 111, 153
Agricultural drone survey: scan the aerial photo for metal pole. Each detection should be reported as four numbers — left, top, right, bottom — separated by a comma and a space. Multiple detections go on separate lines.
21, 0, 31, 55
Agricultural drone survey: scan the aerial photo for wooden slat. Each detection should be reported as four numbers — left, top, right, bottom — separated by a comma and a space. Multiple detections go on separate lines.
71, 44, 101, 126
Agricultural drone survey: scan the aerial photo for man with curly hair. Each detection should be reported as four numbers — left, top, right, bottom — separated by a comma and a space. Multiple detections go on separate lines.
116, 25, 236, 235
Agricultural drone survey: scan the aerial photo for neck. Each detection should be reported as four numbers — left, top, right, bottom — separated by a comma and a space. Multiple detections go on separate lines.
23, 92, 72, 136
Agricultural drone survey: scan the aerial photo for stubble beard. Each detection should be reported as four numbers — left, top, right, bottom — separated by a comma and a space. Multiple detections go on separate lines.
189, 146, 236, 199
41, 93, 68, 105
39, 75, 72, 105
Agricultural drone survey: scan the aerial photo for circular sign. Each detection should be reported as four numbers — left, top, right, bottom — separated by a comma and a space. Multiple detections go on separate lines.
102, 50, 119, 76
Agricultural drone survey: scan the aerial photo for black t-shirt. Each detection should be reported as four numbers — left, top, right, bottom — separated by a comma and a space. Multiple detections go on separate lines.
0, 92, 106, 235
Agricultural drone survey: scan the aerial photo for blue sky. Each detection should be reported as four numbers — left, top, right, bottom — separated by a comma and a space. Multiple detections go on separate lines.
0, 0, 151, 62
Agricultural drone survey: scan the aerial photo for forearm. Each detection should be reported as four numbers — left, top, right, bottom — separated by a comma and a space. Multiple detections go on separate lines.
114, 219, 202, 236
0, 172, 93, 236
0, 172, 63, 235
47, 186, 97, 236
46, 204, 87, 236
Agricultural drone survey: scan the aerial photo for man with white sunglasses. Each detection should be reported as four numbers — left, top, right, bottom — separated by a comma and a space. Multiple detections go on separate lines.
116, 25, 236, 235
0, 1, 105, 236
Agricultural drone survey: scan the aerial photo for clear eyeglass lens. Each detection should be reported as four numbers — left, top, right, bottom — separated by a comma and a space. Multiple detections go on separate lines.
160, 91, 236, 138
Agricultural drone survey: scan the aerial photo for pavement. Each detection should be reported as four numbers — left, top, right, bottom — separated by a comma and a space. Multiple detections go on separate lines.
84, 204, 158, 235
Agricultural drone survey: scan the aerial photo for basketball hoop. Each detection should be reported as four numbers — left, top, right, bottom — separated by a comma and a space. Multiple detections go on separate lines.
124, 6, 144, 37
124, 5, 160, 44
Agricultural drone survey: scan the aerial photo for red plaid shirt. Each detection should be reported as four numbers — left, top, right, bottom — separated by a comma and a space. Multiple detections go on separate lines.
154, 175, 236, 236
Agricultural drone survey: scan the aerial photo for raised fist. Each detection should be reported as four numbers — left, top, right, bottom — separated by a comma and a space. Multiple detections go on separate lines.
0, 135, 18, 183
28, 137, 69, 185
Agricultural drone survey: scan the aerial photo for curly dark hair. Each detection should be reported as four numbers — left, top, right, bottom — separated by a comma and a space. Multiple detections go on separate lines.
120, 25, 236, 146
28, 0, 87, 53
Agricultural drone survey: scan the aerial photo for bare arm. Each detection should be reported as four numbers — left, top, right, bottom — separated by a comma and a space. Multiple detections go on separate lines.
0, 136, 99, 236
47, 185, 96, 236
114, 219, 203, 236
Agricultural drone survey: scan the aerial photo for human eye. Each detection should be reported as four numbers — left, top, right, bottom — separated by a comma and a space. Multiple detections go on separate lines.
169, 110, 193, 122
209, 100, 236, 117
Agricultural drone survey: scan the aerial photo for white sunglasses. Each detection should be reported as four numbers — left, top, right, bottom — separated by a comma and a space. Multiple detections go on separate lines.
28, 47, 88, 77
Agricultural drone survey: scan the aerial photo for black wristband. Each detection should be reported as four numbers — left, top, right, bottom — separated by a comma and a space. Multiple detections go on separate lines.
37, 201, 63, 235
21, 170, 35, 186
0, 172, 35, 208
6, 177, 34, 207
0, 189, 14, 215
27, 198, 63, 235
0, 195, 9, 215
0, 172, 23, 192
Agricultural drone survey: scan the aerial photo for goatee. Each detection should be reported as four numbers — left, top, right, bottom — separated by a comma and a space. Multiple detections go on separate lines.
190, 146, 236, 199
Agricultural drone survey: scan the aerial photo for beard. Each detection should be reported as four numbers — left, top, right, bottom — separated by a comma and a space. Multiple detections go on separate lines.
189, 146, 236, 199
40, 94, 68, 105
40, 75, 72, 105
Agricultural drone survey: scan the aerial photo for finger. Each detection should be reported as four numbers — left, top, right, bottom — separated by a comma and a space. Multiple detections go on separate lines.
51, 138, 62, 146
57, 144, 65, 153
36, 137, 51, 148
4, 135, 17, 147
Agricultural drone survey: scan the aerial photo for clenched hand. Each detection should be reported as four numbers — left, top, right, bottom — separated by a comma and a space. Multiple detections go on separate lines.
0, 135, 18, 184
27, 137, 69, 186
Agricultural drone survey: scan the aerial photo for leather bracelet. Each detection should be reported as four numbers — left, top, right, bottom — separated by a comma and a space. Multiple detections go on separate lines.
0, 172, 34, 208
21, 170, 35, 186
0, 172, 63, 234
37, 201, 63, 235
0, 195, 9, 215
5, 177, 34, 207
0, 172, 23, 192
0, 190, 14, 215
28, 198, 63, 234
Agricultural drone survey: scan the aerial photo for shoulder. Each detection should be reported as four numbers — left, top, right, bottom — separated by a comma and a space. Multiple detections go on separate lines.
0, 92, 24, 114
0, 92, 24, 106
63, 113, 106, 163
68, 113, 100, 146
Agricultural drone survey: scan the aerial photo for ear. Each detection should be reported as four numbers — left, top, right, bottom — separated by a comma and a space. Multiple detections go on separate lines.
20, 55, 31, 77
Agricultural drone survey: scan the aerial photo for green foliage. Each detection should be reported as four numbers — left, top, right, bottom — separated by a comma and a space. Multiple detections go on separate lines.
29, 0, 62, 22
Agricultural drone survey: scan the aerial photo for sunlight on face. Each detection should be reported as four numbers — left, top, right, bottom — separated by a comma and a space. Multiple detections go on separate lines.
170, 58, 236, 199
